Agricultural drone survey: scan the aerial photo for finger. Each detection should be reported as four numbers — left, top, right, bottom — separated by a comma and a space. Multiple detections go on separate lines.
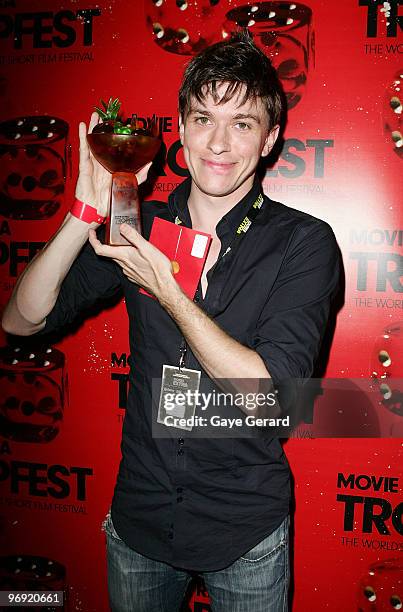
120, 266, 142, 286
119, 224, 145, 247
135, 161, 152, 185
78, 121, 90, 159
88, 229, 128, 260
78, 122, 92, 176
88, 228, 104, 253
119, 263, 136, 278
89, 111, 99, 134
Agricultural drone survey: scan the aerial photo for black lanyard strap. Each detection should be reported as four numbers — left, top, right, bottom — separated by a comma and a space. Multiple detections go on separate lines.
176, 192, 266, 368
223, 192, 264, 260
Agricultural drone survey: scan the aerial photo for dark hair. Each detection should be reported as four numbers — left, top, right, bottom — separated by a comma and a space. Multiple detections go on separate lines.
178, 31, 284, 130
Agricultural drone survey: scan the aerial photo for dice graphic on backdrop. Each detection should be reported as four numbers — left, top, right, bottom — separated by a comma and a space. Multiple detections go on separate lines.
0, 344, 68, 443
0, 555, 67, 611
145, 0, 314, 111
358, 558, 402, 612
384, 70, 403, 159
146, 0, 227, 55
223, 2, 314, 110
0, 116, 70, 220
370, 321, 403, 436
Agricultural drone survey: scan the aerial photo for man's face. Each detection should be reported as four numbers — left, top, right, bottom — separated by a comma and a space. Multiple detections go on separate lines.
179, 83, 279, 202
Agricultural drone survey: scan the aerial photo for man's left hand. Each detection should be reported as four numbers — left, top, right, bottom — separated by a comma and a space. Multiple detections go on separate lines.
89, 223, 272, 387
88, 224, 178, 301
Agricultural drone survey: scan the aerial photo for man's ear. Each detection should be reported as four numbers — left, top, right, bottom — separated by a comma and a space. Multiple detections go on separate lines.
262, 125, 280, 157
179, 116, 184, 145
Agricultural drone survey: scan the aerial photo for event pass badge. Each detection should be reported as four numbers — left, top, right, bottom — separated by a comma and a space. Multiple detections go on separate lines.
157, 365, 201, 431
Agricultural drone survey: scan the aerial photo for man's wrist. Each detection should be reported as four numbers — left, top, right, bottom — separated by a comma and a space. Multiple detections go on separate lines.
156, 276, 187, 311
70, 198, 106, 225
66, 211, 102, 231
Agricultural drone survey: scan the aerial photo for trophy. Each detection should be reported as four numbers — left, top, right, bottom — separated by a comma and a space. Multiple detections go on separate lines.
86, 97, 161, 245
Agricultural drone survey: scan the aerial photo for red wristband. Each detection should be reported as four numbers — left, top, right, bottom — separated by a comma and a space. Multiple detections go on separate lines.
70, 199, 106, 225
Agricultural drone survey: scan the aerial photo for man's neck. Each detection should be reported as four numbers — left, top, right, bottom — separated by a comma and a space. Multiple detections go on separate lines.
187, 176, 255, 233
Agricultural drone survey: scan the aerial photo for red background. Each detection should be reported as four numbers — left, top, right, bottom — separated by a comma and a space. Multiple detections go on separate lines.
0, 1, 402, 610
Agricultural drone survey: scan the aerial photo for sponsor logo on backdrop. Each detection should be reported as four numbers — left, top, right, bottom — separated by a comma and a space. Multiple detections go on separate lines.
111, 352, 129, 417
263, 137, 334, 197
0, 237, 45, 277
266, 138, 334, 178
337, 472, 403, 551
154, 130, 334, 193
359, 0, 402, 55
349, 227, 403, 309
359, 0, 402, 37
0, 7, 101, 64
0, 456, 93, 513
147, 116, 182, 192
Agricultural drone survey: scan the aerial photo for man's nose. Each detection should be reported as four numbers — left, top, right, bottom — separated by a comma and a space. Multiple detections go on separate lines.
207, 125, 231, 154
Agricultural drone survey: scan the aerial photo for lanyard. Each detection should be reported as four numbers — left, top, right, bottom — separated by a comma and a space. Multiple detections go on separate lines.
175, 192, 264, 251
176, 192, 265, 370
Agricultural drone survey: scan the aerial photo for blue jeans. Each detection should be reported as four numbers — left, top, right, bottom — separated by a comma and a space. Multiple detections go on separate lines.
104, 511, 289, 612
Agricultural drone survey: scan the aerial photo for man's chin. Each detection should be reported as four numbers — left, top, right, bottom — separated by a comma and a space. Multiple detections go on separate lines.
194, 179, 244, 199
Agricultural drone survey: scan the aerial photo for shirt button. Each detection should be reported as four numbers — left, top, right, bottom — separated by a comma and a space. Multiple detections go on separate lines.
168, 532, 174, 539
177, 448, 184, 456
177, 487, 183, 493
178, 438, 184, 445
177, 496, 183, 503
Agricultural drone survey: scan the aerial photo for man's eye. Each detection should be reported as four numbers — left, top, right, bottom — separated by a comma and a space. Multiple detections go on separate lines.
195, 116, 210, 125
235, 122, 250, 130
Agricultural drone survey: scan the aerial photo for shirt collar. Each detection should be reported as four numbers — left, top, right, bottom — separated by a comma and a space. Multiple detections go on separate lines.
167, 175, 263, 240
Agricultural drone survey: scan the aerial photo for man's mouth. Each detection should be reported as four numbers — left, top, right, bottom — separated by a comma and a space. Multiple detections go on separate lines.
202, 159, 236, 173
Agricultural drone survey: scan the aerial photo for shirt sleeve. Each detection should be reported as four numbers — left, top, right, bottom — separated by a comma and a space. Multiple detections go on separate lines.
252, 219, 340, 387
35, 226, 123, 336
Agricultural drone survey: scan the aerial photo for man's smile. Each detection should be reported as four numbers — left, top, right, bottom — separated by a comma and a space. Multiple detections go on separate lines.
202, 159, 237, 173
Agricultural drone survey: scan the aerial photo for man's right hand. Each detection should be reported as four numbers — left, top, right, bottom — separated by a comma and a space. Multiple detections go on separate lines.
1, 112, 154, 336
75, 112, 111, 219
75, 112, 152, 222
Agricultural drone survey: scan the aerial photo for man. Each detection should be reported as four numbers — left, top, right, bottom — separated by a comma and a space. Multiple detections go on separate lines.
2, 33, 339, 612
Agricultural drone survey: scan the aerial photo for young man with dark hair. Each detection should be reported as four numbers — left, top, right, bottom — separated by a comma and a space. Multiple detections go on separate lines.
2, 33, 339, 611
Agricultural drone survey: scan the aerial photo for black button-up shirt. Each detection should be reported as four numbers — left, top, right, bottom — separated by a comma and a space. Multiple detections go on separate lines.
38, 176, 340, 571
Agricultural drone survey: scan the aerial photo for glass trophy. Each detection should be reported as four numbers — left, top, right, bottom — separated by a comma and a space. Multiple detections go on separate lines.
86, 97, 161, 245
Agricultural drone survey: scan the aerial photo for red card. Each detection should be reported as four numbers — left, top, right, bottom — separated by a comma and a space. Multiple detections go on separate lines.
140, 217, 212, 299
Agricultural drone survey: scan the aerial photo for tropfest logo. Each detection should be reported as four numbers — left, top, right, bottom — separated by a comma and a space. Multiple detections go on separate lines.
359, 0, 402, 37
359, 0, 403, 56
0, 6, 102, 66
337, 472, 403, 553
0, 8, 101, 50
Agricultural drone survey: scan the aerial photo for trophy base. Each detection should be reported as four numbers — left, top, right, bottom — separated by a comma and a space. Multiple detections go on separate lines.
106, 172, 141, 245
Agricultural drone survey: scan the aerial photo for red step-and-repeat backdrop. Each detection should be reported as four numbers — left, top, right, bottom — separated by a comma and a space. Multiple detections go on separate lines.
0, 1, 402, 610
